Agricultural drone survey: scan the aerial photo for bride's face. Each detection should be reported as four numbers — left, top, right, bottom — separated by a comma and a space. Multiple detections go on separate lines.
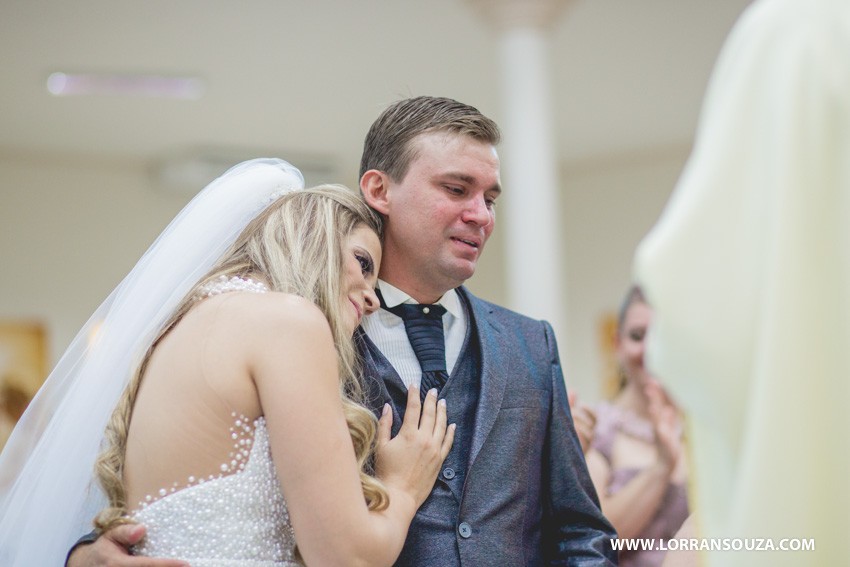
340, 224, 382, 335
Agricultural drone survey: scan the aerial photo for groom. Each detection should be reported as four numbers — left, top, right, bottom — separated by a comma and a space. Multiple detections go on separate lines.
69, 96, 617, 565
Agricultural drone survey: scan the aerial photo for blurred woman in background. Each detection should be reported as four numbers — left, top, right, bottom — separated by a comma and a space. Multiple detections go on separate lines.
585, 286, 689, 567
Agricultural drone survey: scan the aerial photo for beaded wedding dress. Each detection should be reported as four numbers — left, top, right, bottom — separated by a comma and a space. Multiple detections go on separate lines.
131, 418, 299, 566
130, 277, 301, 566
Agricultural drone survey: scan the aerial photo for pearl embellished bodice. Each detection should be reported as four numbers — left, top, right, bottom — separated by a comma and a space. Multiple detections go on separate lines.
130, 277, 299, 566
131, 418, 299, 566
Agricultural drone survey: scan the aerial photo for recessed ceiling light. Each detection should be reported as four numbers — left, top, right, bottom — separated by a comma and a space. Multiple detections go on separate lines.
46, 72, 205, 100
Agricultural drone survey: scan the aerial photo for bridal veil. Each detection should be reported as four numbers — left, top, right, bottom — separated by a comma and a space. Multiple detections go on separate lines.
0, 158, 304, 566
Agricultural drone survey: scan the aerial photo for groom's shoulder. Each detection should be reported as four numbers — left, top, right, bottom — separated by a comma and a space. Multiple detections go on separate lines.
460, 287, 547, 329
461, 288, 560, 369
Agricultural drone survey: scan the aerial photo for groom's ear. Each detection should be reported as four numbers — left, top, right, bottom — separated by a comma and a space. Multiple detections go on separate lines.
360, 170, 391, 216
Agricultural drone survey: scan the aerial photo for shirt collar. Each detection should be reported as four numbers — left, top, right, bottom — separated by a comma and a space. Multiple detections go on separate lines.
377, 279, 463, 319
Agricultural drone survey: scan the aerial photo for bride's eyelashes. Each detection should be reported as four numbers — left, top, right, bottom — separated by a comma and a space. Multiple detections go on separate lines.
355, 251, 374, 276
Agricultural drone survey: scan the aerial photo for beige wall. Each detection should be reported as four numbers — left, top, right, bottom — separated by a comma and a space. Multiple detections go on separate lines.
0, 149, 686, 400
560, 149, 687, 401
0, 155, 191, 364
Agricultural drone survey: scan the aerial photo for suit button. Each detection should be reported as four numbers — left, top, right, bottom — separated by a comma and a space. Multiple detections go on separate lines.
458, 522, 472, 538
442, 467, 456, 480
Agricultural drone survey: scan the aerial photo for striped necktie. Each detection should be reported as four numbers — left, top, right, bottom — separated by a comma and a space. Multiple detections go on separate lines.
377, 290, 448, 400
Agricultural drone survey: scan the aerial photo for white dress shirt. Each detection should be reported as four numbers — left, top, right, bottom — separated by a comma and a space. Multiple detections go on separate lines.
361, 279, 467, 390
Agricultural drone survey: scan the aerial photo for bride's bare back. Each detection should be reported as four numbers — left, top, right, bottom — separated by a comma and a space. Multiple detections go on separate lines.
124, 285, 455, 565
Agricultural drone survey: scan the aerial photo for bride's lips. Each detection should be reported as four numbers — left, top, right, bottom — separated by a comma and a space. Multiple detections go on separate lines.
349, 298, 362, 320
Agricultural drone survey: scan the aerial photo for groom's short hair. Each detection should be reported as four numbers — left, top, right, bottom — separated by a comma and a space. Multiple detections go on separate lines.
359, 96, 501, 182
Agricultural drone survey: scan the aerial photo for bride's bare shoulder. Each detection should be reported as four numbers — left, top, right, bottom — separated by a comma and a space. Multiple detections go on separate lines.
197, 291, 332, 345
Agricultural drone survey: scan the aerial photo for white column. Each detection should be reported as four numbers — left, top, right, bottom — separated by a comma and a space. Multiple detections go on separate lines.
467, 0, 572, 351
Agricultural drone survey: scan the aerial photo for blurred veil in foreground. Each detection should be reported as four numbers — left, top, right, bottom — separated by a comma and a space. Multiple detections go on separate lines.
635, 0, 849, 565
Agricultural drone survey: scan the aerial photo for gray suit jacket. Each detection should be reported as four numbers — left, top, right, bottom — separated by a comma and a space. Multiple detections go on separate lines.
359, 287, 618, 566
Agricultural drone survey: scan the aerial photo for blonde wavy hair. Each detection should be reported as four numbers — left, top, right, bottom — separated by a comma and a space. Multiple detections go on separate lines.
94, 184, 387, 534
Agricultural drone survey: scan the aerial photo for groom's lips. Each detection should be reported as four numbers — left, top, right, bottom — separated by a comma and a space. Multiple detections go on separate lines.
451, 236, 481, 249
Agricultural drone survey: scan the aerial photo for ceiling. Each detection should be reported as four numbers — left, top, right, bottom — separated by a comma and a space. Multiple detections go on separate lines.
1, 0, 754, 188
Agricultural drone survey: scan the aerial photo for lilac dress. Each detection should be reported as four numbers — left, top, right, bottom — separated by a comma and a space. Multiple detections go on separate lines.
591, 402, 689, 567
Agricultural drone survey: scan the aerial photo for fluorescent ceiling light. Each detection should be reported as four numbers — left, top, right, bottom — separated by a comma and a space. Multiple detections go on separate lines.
46, 72, 205, 99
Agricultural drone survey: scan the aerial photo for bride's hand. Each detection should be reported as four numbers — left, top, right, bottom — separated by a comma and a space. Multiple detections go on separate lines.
375, 384, 455, 508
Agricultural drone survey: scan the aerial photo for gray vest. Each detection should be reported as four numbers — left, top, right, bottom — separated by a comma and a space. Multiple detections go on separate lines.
359, 301, 481, 567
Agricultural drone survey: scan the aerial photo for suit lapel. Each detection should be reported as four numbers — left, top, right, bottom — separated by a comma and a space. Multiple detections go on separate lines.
460, 288, 508, 468
355, 328, 408, 436
355, 328, 392, 412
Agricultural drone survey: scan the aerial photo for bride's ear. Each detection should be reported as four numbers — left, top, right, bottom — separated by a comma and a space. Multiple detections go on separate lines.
360, 170, 391, 216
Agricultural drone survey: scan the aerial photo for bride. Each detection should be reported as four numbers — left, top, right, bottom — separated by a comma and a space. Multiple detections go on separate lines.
0, 159, 454, 566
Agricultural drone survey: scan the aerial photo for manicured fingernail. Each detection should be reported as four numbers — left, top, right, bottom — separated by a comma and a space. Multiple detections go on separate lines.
382, 403, 390, 416
410, 382, 419, 391
439, 398, 447, 407
429, 388, 438, 397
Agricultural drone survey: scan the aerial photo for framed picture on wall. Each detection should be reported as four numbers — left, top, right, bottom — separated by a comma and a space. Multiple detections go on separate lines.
0, 321, 48, 451
598, 312, 621, 399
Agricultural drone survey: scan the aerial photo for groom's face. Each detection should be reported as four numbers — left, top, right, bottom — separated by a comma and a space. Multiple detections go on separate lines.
375, 131, 501, 301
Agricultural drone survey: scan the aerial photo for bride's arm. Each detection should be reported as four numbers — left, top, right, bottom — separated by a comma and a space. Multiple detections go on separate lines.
249, 294, 452, 567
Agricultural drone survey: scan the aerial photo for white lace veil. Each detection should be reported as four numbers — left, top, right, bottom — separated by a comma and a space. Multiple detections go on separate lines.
0, 158, 304, 566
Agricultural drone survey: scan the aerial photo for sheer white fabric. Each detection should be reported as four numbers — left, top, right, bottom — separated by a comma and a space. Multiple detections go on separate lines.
0, 159, 304, 567
634, 0, 850, 565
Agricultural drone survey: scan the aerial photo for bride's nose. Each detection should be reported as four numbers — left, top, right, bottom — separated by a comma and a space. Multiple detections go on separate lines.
363, 288, 379, 315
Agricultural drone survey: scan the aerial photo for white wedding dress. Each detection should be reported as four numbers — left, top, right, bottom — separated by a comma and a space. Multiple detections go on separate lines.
131, 416, 300, 566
